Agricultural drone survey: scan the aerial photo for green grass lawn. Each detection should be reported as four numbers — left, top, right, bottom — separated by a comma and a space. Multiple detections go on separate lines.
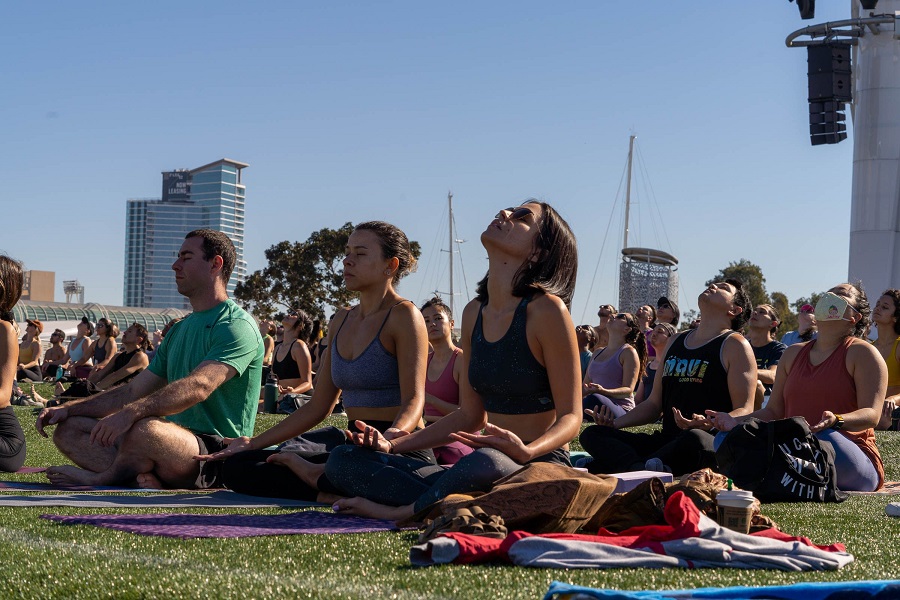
2, 384, 899, 599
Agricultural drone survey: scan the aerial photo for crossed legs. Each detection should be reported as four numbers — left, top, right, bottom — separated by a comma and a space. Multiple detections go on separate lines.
46, 416, 201, 488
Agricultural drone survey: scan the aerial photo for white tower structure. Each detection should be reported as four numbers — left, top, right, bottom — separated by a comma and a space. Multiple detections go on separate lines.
787, 2, 900, 295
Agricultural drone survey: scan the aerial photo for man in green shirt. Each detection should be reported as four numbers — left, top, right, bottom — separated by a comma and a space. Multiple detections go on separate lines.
38, 229, 263, 489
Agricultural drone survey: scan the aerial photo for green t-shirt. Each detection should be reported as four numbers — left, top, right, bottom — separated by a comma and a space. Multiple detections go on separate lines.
148, 299, 263, 438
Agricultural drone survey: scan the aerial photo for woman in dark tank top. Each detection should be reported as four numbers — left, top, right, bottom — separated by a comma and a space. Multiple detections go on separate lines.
196, 221, 431, 502
326, 200, 582, 522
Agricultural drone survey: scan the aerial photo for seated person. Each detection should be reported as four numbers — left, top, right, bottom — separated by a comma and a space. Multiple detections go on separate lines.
36, 323, 151, 405
575, 324, 596, 378
196, 222, 434, 502
36, 229, 263, 489
592, 304, 615, 350
579, 279, 756, 476
870, 289, 900, 430
656, 296, 680, 326
270, 308, 314, 409
323, 201, 581, 522
781, 304, 817, 346
16, 319, 42, 382
42, 329, 68, 381
63, 318, 95, 381
0, 255, 27, 471
635, 304, 657, 358
634, 322, 676, 405
421, 296, 472, 466
582, 312, 645, 419
86, 319, 118, 385
746, 304, 787, 409
710, 283, 885, 492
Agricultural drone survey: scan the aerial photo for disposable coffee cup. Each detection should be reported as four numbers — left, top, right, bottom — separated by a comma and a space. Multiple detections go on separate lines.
716, 490, 754, 534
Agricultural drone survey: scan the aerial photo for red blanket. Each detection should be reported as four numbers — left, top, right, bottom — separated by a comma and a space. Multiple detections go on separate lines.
410, 491, 851, 570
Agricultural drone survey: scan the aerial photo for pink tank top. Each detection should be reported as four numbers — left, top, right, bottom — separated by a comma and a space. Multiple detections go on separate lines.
424, 349, 460, 418
783, 337, 884, 488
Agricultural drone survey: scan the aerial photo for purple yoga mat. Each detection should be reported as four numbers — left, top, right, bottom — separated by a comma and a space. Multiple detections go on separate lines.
42, 511, 400, 539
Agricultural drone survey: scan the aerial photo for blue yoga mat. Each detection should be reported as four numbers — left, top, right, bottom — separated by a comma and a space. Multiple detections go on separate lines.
544, 580, 900, 600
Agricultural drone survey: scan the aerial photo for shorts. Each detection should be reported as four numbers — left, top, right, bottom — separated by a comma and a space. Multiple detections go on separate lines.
194, 433, 228, 489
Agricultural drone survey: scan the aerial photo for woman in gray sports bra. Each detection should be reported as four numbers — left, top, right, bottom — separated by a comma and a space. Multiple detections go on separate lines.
197, 221, 433, 502
327, 200, 582, 521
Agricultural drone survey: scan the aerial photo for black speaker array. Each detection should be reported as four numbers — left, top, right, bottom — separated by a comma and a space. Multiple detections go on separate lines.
807, 43, 851, 145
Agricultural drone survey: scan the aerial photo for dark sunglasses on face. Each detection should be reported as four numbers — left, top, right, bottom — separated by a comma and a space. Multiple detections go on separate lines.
614, 314, 635, 327
495, 206, 535, 222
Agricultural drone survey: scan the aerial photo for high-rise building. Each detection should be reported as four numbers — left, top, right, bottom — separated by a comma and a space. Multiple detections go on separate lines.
124, 158, 248, 309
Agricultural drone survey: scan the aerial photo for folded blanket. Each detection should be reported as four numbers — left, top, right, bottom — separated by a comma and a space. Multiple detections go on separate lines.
410, 491, 852, 571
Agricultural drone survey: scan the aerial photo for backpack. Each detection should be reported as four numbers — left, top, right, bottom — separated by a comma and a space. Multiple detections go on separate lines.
715, 417, 847, 503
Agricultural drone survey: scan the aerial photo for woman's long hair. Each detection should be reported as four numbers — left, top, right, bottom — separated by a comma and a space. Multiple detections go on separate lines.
475, 200, 578, 309
0, 256, 23, 323
621, 313, 648, 382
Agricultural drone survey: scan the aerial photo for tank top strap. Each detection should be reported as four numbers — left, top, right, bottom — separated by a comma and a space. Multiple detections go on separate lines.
332, 307, 356, 347
376, 300, 410, 336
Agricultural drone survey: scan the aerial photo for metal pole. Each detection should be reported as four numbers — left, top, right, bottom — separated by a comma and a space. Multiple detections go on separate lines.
448, 191, 454, 318
623, 135, 636, 249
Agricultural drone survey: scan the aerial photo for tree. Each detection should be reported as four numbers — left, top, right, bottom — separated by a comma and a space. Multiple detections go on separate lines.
770, 291, 793, 339
235, 223, 421, 321
706, 259, 769, 309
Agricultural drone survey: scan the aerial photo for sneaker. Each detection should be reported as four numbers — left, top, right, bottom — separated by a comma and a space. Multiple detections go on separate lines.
644, 457, 672, 473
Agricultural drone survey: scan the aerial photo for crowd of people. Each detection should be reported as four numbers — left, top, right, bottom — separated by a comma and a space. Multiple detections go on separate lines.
0, 207, 891, 511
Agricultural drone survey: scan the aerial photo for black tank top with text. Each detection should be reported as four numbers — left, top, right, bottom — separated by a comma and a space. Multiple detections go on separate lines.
660, 330, 733, 437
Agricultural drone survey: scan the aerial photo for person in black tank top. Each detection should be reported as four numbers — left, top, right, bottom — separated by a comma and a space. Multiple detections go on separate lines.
326, 200, 583, 522
580, 280, 757, 476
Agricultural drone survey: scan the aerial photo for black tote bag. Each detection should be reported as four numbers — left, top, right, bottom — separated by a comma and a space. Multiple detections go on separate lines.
715, 417, 847, 503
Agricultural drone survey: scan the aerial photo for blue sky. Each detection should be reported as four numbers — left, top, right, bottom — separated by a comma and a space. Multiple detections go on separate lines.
1, 2, 858, 323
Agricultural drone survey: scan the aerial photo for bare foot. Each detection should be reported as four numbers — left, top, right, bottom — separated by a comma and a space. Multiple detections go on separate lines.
32, 390, 49, 406
332, 497, 414, 521
136, 472, 165, 489
55, 381, 66, 396
266, 452, 324, 489
46, 465, 101, 487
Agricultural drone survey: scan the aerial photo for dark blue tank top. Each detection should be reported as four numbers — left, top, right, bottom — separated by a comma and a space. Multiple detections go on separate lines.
468, 296, 554, 415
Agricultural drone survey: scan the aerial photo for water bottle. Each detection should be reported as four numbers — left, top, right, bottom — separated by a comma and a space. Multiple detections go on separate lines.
264, 372, 278, 414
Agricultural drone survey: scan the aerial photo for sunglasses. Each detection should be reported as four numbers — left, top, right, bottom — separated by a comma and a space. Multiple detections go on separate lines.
495, 206, 535, 222
614, 313, 636, 327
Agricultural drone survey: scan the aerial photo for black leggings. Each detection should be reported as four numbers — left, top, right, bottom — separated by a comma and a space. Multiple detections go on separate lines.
579, 425, 717, 476
0, 407, 26, 472
16, 367, 41, 382
325, 445, 571, 513
222, 422, 435, 501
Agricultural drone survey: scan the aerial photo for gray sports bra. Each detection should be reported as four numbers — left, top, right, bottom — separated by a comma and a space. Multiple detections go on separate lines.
330, 302, 406, 409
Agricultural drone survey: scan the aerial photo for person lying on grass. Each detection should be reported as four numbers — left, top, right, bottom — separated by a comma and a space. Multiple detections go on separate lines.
36, 229, 263, 489
324, 200, 582, 521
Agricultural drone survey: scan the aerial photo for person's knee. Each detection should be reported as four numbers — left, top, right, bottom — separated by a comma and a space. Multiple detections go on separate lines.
324, 445, 369, 483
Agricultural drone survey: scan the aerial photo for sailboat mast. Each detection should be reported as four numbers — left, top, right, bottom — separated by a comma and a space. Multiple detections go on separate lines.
448, 191, 454, 318
623, 135, 635, 249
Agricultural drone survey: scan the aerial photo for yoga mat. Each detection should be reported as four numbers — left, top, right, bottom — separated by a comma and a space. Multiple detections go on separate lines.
42, 510, 399, 538
544, 579, 900, 599
848, 480, 900, 495
0, 490, 327, 508
0, 479, 210, 493
14, 467, 47, 474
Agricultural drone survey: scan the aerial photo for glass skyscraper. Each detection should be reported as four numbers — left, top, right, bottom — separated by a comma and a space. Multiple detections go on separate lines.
124, 159, 248, 309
